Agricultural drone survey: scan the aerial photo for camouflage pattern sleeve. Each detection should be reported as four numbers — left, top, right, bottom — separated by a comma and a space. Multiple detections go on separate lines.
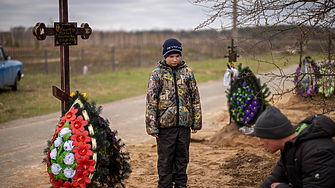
145, 68, 161, 135
189, 70, 202, 130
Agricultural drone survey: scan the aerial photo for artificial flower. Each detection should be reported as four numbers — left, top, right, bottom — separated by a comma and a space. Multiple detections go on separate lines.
50, 148, 58, 160
60, 127, 72, 137
294, 78, 298, 84
242, 82, 247, 87
51, 163, 62, 175
252, 99, 258, 106
232, 94, 236, 99
110, 130, 117, 140
54, 137, 63, 148
251, 105, 258, 112
70, 115, 88, 132
306, 88, 314, 95
250, 111, 255, 117
63, 167, 76, 179
63, 107, 78, 122
82, 93, 87, 100
64, 181, 79, 188
312, 65, 317, 70
244, 107, 251, 115
71, 129, 91, 146
55, 118, 66, 134
296, 67, 301, 73
52, 179, 64, 188
244, 114, 251, 122
70, 92, 76, 97
63, 140, 74, 151
47, 149, 51, 166
99, 116, 105, 122
76, 155, 96, 173
72, 169, 91, 188
63, 153, 75, 165
73, 142, 93, 159
48, 172, 55, 183
114, 144, 120, 151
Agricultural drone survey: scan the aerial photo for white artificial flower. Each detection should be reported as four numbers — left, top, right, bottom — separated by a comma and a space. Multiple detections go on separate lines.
50, 148, 58, 160
63, 140, 74, 151
64, 167, 76, 179
54, 137, 63, 148
51, 163, 62, 175
60, 127, 71, 137
63, 153, 75, 165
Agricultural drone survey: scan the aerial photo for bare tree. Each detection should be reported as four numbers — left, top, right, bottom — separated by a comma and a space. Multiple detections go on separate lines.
192, 1, 334, 33
191, 0, 335, 113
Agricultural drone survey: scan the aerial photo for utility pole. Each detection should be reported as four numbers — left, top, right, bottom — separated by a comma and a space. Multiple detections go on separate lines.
232, 0, 238, 40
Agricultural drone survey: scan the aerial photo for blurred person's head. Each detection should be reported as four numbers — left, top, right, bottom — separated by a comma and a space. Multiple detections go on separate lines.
254, 106, 296, 153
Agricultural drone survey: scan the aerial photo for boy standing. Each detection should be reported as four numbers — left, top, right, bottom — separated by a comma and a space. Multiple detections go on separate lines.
145, 38, 202, 188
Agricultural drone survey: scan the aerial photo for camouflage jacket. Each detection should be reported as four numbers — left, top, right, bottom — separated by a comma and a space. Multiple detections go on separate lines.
145, 60, 202, 135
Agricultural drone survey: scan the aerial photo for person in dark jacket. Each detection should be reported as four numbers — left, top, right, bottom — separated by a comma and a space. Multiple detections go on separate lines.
145, 38, 202, 188
253, 105, 335, 188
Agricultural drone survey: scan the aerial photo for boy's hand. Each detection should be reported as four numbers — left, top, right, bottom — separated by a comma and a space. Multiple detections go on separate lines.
191, 129, 198, 134
151, 134, 159, 138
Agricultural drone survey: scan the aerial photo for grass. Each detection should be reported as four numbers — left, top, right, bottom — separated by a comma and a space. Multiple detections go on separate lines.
0, 53, 325, 123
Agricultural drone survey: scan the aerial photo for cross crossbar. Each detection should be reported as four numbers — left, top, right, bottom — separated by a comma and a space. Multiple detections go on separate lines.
32, 0, 92, 112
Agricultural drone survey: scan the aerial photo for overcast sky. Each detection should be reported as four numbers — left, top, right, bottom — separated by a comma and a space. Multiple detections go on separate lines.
0, 0, 226, 32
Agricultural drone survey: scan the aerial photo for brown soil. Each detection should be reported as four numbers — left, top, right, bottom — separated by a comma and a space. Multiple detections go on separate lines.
124, 94, 335, 188
5, 94, 335, 188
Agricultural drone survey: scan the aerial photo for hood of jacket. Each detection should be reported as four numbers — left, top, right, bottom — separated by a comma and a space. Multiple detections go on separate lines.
157, 59, 186, 70
293, 114, 335, 143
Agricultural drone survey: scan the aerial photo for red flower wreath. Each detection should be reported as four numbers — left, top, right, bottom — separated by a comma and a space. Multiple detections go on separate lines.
72, 142, 93, 159
70, 129, 91, 146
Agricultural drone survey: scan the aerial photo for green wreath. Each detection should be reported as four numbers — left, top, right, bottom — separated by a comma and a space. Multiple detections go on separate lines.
226, 64, 270, 128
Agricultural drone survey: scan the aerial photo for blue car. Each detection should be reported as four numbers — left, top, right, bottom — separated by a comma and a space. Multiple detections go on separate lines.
0, 45, 24, 90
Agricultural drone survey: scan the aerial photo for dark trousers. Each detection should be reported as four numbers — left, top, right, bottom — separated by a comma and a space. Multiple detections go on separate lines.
156, 126, 190, 188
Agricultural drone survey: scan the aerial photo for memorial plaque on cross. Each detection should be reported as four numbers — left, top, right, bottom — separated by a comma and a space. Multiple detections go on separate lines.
224, 39, 240, 81
32, 0, 92, 112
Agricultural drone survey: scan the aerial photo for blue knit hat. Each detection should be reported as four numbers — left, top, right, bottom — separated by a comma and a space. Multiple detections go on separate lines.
162, 38, 182, 59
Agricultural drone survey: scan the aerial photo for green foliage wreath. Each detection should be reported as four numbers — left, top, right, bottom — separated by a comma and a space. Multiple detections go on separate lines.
226, 64, 270, 128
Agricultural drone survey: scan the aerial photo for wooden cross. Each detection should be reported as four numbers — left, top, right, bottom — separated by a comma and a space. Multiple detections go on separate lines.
32, 0, 92, 112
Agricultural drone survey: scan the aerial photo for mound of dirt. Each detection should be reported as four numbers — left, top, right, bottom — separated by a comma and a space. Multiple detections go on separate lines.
10, 93, 334, 188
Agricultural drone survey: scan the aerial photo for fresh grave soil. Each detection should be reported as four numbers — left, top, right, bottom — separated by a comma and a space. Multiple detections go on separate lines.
5, 93, 335, 188
124, 94, 335, 188
124, 119, 278, 188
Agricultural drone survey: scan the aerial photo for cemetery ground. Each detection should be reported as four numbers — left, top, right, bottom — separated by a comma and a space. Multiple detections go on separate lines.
1, 92, 335, 188
0, 55, 333, 187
